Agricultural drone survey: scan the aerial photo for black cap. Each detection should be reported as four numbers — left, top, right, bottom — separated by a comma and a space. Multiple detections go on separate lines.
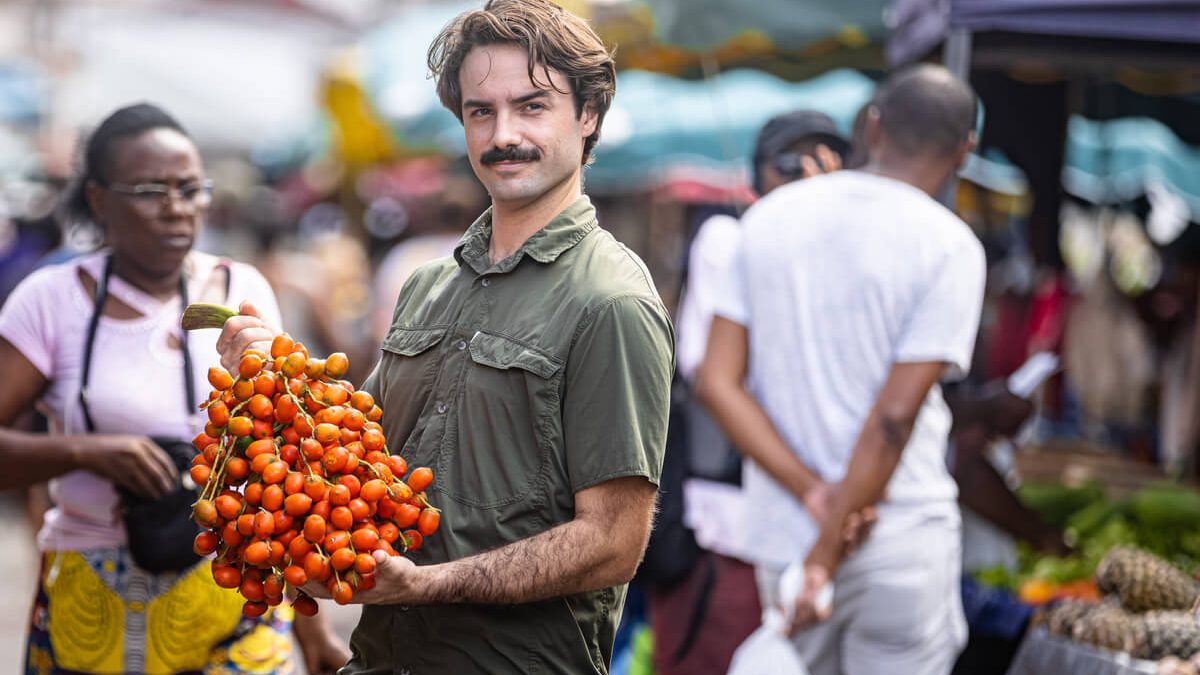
751, 110, 850, 193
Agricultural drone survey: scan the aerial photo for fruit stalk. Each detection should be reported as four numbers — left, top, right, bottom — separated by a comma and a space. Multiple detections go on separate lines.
182, 303, 238, 331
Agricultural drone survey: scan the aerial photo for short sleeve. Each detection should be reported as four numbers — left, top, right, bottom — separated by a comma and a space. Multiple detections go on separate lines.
0, 267, 60, 378
894, 235, 986, 380
711, 228, 750, 326
562, 295, 675, 491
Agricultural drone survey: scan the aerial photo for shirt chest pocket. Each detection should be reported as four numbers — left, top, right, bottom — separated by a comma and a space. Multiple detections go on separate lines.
441, 331, 564, 509
379, 327, 448, 460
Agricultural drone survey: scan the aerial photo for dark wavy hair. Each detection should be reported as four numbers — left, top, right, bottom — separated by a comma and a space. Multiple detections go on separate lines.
62, 103, 188, 226
427, 0, 616, 166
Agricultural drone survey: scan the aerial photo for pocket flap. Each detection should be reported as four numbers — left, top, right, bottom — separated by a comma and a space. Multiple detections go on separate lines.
382, 327, 447, 356
468, 331, 562, 379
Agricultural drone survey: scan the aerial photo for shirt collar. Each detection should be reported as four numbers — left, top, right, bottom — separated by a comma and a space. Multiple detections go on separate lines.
454, 195, 598, 275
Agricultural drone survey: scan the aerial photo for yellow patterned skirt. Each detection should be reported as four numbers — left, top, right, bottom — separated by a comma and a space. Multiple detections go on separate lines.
25, 548, 294, 675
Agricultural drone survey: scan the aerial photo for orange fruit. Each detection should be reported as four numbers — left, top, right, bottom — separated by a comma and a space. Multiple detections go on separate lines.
407, 467, 433, 493
325, 353, 349, 379
238, 353, 264, 379
330, 547, 356, 572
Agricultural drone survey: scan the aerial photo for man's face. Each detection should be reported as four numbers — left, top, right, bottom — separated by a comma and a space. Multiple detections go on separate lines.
459, 43, 598, 210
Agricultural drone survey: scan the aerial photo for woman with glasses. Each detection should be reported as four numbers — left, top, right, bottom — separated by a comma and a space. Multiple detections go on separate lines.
0, 103, 348, 674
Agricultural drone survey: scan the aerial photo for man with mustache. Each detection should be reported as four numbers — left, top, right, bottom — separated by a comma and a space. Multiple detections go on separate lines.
215, 1, 674, 673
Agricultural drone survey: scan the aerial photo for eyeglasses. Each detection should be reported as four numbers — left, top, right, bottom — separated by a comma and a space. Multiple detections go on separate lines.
105, 179, 214, 208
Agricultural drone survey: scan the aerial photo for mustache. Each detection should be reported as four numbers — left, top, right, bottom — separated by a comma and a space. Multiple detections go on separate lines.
480, 146, 542, 165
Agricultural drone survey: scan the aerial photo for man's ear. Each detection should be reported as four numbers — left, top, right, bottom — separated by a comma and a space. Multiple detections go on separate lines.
580, 100, 599, 139
864, 106, 882, 152
953, 131, 978, 169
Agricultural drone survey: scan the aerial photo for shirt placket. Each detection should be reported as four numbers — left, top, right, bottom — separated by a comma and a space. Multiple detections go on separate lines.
423, 267, 502, 480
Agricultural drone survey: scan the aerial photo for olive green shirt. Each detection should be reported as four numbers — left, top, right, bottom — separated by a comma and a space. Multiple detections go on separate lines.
345, 195, 674, 674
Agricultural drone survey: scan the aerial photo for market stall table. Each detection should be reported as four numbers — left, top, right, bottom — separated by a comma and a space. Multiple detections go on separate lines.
1008, 627, 1158, 675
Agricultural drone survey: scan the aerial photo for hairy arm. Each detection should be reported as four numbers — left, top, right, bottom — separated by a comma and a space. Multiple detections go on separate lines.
345, 476, 657, 605
695, 317, 823, 503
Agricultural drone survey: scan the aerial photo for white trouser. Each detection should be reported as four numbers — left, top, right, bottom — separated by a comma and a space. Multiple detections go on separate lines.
755, 510, 967, 675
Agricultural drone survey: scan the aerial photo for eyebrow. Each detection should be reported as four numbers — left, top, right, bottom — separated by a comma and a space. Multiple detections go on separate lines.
462, 89, 551, 110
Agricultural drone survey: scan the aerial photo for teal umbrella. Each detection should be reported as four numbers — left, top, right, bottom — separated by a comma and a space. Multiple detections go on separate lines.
587, 68, 876, 189
644, 0, 891, 50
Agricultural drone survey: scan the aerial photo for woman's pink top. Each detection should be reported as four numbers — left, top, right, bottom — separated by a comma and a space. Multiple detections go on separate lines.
0, 250, 281, 552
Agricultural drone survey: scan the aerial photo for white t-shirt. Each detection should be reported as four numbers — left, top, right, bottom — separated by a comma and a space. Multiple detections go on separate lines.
676, 213, 741, 383
715, 171, 986, 568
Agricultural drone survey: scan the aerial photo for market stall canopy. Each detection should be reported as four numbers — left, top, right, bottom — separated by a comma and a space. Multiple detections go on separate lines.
588, 68, 875, 190
642, 0, 889, 51
889, 0, 1200, 68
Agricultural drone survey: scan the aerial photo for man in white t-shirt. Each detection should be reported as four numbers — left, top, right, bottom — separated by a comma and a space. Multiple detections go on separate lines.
650, 112, 850, 675
696, 64, 985, 675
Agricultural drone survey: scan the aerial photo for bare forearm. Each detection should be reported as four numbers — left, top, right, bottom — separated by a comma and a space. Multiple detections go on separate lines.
0, 428, 81, 490
697, 379, 821, 502
840, 410, 907, 512
809, 408, 908, 569
419, 517, 640, 605
953, 429, 1057, 546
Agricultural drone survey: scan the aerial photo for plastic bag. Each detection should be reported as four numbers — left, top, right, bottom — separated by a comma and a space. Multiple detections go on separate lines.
726, 612, 809, 675
727, 563, 829, 675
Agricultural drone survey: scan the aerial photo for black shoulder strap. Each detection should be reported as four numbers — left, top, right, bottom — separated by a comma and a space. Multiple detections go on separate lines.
78, 256, 113, 432
218, 258, 232, 301
79, 255, 195, 433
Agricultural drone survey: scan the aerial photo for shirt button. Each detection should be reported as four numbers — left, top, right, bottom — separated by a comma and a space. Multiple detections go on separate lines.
481, 277, 491, 287
456, 339, 467, 351
436, 402, 448, 414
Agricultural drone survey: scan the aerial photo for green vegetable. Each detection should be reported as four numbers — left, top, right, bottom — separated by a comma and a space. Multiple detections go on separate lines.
1017, 481, 1106, 527
1131, 484, 1200, 530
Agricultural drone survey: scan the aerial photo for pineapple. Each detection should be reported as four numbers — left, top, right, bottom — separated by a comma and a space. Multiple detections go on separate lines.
1046, 599, 1098, 638
1097, 547, 1199, 612
1097, 546, 1138, 596
1073, 604, 1134, 651
1131, 611, 1200, 660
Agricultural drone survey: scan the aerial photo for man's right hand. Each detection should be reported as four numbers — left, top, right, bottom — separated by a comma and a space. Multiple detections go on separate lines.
802, 481, 877, 555
215, 301, 275, 372
74, 434, 176, 499
800, 144, 844, 178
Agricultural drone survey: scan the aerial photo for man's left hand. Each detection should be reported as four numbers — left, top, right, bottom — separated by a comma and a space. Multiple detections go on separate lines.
786, 562, 834, 634
302, 551, 433, 606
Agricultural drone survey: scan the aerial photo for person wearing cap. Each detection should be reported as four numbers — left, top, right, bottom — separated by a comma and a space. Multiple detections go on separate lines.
750, 110, 851, 195
697, 64, 985, 674
648, 111, 851, 675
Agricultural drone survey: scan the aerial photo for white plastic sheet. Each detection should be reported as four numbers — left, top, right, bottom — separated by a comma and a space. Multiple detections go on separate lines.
1007, 628, 1158, 675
